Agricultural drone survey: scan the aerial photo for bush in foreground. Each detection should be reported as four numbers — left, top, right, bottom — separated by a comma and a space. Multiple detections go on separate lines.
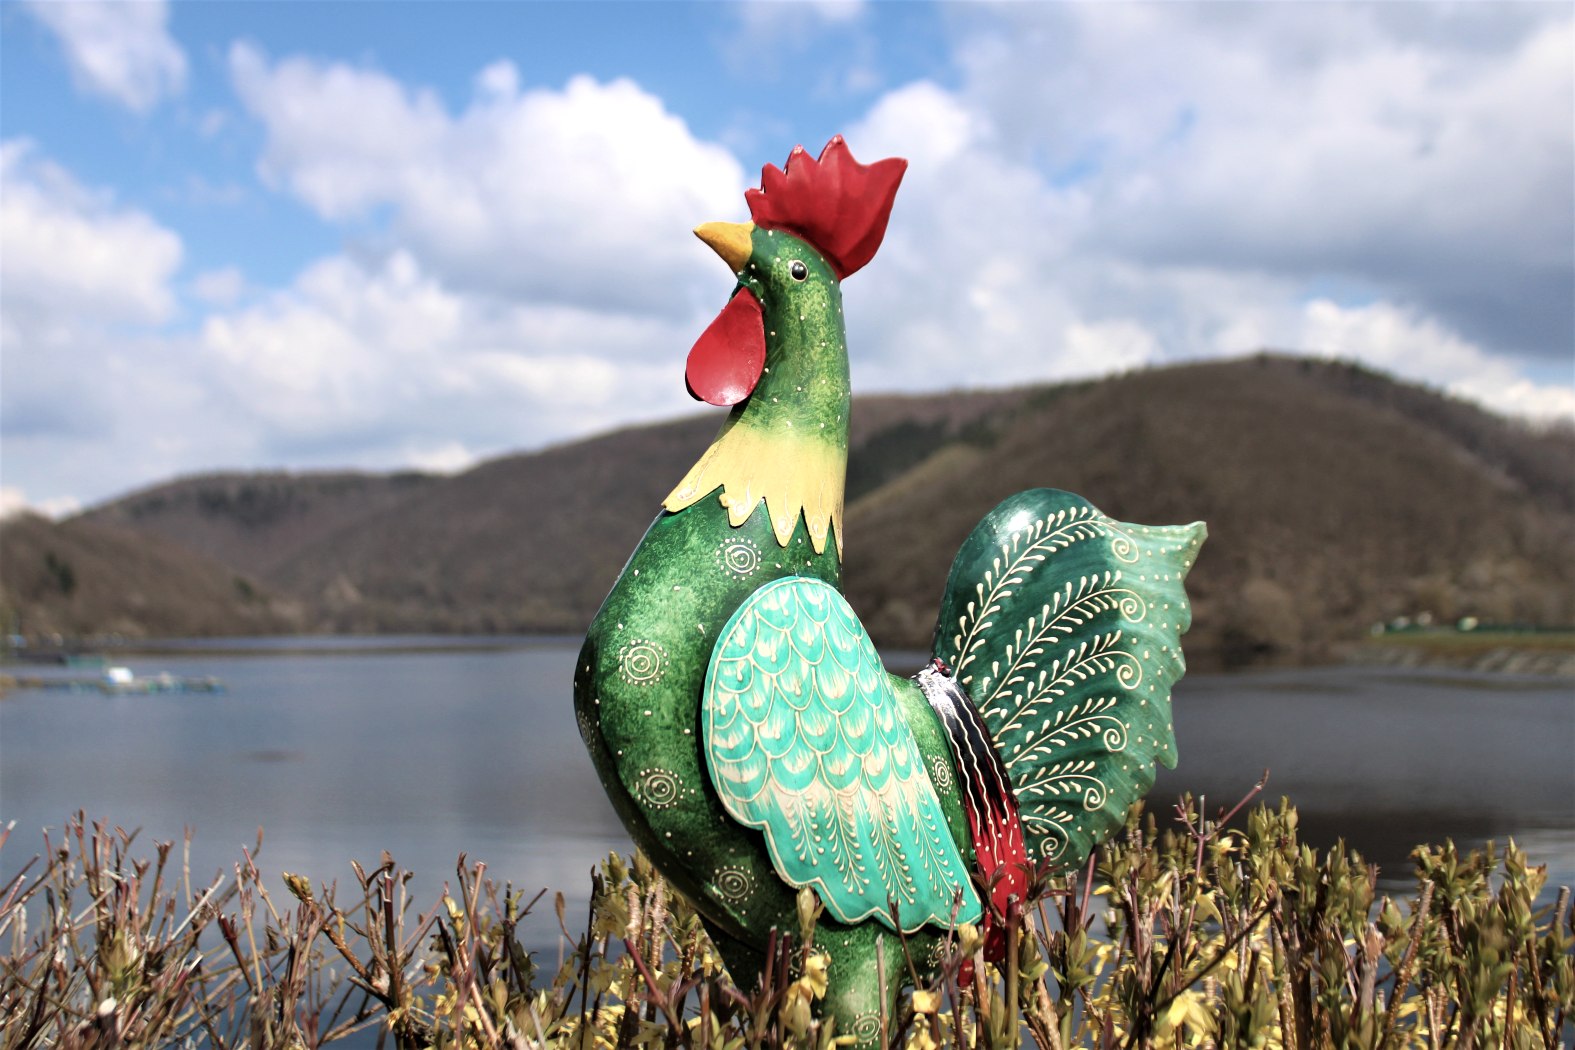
1, 798, 1570, 1049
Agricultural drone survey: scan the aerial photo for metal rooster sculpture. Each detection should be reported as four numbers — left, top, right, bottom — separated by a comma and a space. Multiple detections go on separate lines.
574, 137, 1206, 1040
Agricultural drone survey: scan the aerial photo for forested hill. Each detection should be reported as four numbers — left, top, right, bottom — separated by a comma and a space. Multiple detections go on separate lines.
7, 354, 1571, 668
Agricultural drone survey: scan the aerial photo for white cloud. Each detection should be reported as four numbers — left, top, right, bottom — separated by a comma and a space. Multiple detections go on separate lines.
1059, 320, 1161, 378
24, 0, 187, 112
405, 441, 477, 476
0, 140, 183, 325
1298, 299, 1575, 422
724, 0, 867, 61
1478, 381, 1575, 423
946, 4, 1573, 358
819, 8, 1575, 421
2, 59, 739, 510
11, 11, 1571, 517
0, 486, 80, 521
228, 46, 746, 315
5, 223, 710, 510
210, 15, 1568, 492
191, 267, 247, 306
193, 248, 702, 467
0, 140, 210, 512
843, 82, 1081, 388
0, 138, 198, 506
199, 251, 465, 434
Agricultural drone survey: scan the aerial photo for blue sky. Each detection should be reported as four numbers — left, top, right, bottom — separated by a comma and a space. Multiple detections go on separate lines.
2, 1, 1571, 516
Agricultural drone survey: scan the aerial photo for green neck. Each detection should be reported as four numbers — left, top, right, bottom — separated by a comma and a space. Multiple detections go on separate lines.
729, 272, 850, 457
662, 229, 853, 556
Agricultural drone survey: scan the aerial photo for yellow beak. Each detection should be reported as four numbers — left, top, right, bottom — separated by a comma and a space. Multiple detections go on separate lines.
694, 221, 754, 274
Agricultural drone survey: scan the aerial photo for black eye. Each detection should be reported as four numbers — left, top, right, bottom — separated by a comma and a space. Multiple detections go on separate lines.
789, 260, 808, 281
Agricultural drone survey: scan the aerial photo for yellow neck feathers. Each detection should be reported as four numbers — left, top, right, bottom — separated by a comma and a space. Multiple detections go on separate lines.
663, 422, 845, 556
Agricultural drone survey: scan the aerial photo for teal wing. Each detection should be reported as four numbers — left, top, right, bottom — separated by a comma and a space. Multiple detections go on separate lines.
932, 489, 1206, 871
704, 577, 982, 932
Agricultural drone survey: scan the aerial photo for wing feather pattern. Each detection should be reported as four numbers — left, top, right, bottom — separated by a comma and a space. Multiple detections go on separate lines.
704, 577, 982, 932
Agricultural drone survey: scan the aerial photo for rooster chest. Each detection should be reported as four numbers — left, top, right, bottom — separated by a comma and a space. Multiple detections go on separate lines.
572, 497, 840, 932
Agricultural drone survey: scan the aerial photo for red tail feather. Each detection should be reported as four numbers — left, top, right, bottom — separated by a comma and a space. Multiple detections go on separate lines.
914, 659, 1030, 962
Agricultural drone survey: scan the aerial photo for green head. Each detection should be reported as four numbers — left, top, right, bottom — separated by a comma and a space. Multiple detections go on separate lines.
663, 139, 908, 556
684, 222, 847, 430
681, 138, 906, 415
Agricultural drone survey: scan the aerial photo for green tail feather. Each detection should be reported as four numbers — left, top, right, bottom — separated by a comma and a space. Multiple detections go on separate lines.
930, 489, 1206, 871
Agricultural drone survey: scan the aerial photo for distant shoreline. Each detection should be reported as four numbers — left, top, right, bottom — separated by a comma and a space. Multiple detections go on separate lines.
6, 629, 1572, 678
1, 633, 582, 664
1347, 630, 1575, 677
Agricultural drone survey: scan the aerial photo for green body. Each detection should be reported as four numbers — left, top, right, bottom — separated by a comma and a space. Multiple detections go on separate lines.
572, 224, 1206, 1040
572, 228, 967, 1033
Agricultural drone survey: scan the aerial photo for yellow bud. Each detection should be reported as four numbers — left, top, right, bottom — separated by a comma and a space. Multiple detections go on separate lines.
797, 886, 824, 942
955, 922, 983, 957
282, 872, 315, 905
801, 953, 830, 998
780, 986, 813, 1035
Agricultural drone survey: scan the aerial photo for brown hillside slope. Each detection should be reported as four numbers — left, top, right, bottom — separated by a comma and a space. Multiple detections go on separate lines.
265, 417, 722, 633
266, 387, 1017, 632
32, 356, 1575, 667
845, 355, 1574, 666
0, 513, 301, 639
81, 390, 1019, 636
86, 470, 439, 578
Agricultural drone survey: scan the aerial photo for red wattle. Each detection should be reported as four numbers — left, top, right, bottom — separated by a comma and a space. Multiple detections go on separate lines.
685, 289, 766, 406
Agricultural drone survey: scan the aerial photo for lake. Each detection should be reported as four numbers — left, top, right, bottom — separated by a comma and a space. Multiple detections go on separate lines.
3, 637, 1571, 956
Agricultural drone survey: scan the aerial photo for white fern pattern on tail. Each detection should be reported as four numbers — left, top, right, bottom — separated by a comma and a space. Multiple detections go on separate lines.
931, 489, 1205, 869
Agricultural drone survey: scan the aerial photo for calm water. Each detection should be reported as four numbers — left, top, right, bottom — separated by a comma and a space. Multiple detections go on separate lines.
3, 638, 1571, 955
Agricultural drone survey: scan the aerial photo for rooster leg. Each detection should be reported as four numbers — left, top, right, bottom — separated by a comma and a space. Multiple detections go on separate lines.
815, 920, 934, 1049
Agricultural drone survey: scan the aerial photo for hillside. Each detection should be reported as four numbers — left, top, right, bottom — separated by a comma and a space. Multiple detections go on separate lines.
842, 355, 1574, 666
0, 512, 301, 640
86, 470, 441, 579
20, 354, 1573, 667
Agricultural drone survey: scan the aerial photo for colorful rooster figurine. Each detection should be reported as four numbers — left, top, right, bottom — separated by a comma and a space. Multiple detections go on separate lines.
574, 137, 1205, 1039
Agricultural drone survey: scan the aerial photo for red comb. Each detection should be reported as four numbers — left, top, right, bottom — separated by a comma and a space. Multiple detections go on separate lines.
745, 136, 907, 279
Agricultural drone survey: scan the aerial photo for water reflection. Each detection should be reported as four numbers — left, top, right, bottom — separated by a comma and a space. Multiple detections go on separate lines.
3, 640, 1570, 956
1156, 664, 1575, 896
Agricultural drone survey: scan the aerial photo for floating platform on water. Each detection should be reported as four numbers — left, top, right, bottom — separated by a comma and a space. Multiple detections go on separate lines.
2, 667, 225, 696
